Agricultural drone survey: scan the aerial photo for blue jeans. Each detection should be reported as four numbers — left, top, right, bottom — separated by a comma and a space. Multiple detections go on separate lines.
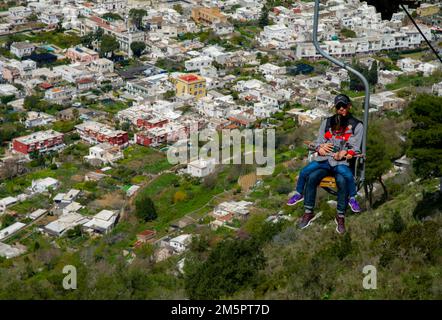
303, 168, 349, 215
296, 161, 357, 197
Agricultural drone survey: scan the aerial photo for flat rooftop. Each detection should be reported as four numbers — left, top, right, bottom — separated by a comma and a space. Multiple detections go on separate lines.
14, 130, 63, 145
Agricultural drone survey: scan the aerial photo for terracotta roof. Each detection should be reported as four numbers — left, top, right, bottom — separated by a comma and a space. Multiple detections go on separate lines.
217, 212, 234, 222
179, 74, 201, 83
39, 82, 53, 90
224, 123, 238, 130
139, 230, 156, 237
77, 78, 94, 84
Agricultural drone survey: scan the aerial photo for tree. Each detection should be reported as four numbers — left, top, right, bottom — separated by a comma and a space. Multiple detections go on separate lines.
81, 32, 95, 48
173, 191, 187, 203
100, 35, 119, 58
349, 61, 375, 91
407, 94, 442, 192
66, 225, 82, 239
94, 28, 104, 41
102, 13, 123, 21
0, 94, 15, 104
24, 95, 44, 111
340, 28, 357, 38
258, 53, 269, 65
72, 108, 79, 120
173, 4, 184, 15
5, 34, 22, 49
368, 60, 378, 85
121, 121, 130, 132
390, 210, 406, 233
184, 239, 265, 299
27, 13, 38, 22
163, 90, 176, 100
135, 193, 157, 222
258, 6, 269, 28
130, 41, 146, 58
129, 9, 147, 30
365, 123, 395, 207
349, 62, 365, 91
0, 214, 15, 228
81, 28, 104, 49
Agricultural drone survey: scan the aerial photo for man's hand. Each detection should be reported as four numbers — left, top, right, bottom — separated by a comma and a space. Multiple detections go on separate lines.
318, 143, 333, 156
333, 150, 347, 161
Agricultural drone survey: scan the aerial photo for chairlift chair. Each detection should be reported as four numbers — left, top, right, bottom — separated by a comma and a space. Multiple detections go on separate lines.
310, 0, 442, 195
310, 0, 370, 195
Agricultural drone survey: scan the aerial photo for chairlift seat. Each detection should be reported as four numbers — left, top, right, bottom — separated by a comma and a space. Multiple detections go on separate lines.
319, 176, 337, 189
303, 140, 362, 195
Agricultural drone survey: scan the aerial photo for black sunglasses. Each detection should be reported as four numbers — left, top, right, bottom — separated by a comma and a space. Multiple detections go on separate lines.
335, 103, 350, 109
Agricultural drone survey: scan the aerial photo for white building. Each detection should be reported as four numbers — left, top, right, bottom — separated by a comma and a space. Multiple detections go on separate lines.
43, 212, 89, 237
0, 84, 19, 97
187, 158, 216, 177
52, 65, 91, 83
84, 143, 124, 165
0, 222, 26, 241
83, 209, 119, 234
44, 87, 76, 104
89, 58, 114, 74
53, 189, 81, 204
286, 108, 328, 126
397, 58, 421, 73
28, 209, 47, 220
260, 24, 294, 48
202, 46, 231, 65
96, 0, 127, 13
0, 196, 18, 213
169, 234, 192, 253
378, 70, 403, 86
185, 56, 213, 72
432, 81, 442, 97
259, 63, 286, 76
30, 177, 59, 194
417, 62, 440, 77
10, 42, 35, 58
40, 12, 59, 25
24, 111, 56, 128
212, 200, 253, 221
214, 22, 234, 36
254, 102, 279, 119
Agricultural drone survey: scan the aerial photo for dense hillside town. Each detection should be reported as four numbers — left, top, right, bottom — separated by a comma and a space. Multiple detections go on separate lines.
0, 0, 440, 300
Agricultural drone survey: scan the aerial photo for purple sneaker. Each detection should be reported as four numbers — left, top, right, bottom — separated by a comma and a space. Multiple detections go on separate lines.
348, 197, 361, 213
287, 193, 303, 206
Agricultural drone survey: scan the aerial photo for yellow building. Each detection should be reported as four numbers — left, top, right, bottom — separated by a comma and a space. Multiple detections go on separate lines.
191, 7, 228, 25
417, 4, 440, 17
176, 74, 206, 100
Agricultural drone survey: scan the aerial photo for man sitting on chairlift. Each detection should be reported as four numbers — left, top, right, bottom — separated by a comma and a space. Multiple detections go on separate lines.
287, 94, 363, 234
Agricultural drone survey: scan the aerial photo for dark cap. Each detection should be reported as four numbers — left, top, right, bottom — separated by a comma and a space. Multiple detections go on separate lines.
334, 94, 351, 107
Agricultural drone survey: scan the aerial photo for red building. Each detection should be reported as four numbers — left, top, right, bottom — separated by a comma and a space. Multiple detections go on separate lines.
12, 130, 65, 155
136, 117, 168, 129
135, 123, 186, 147
75, 121, 129, 147
135, 129, 168, 147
